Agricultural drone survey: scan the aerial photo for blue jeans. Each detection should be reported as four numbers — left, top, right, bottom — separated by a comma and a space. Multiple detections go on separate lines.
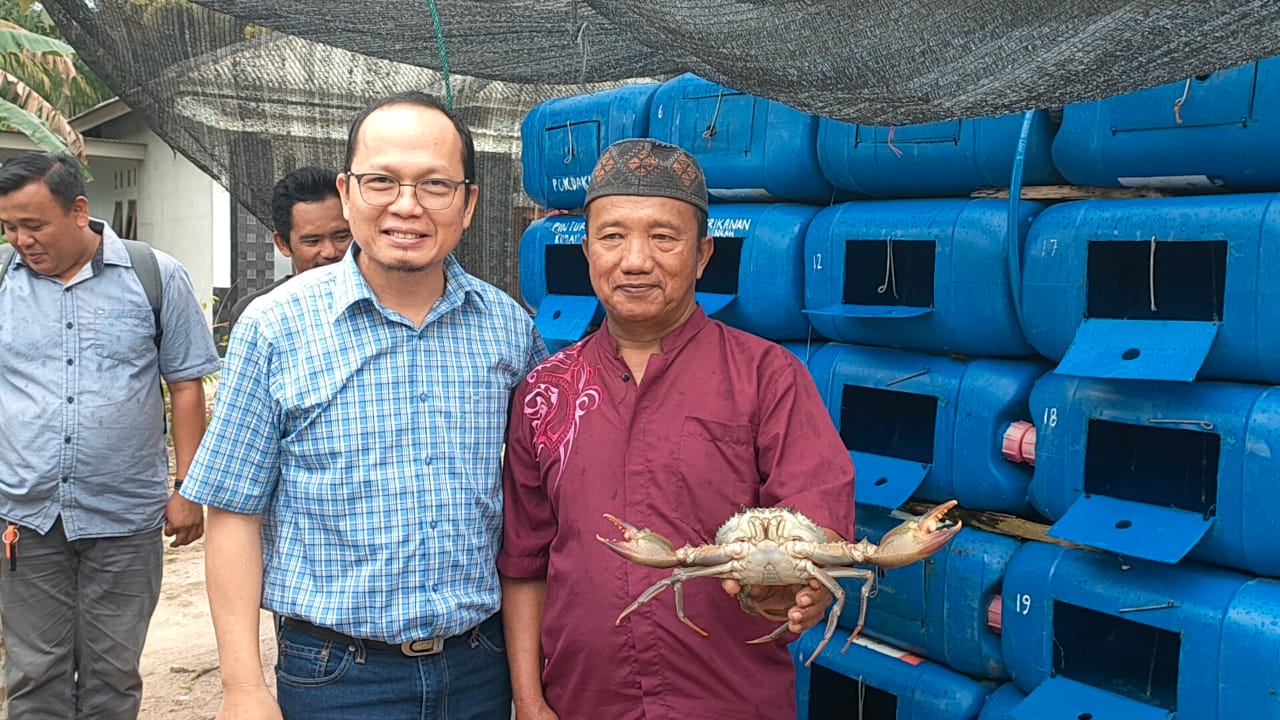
0, 517, 163, 720
275, 613, 512, 720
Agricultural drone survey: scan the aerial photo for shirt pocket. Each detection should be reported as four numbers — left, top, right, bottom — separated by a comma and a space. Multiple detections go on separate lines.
674, 416, 761, 532
90, 307, 155, 363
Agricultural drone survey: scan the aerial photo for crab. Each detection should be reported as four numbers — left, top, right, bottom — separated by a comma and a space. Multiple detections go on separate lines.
597, 500, 961, 666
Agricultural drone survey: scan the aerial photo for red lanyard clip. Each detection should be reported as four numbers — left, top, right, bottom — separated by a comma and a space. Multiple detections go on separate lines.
3, 523, 19, 572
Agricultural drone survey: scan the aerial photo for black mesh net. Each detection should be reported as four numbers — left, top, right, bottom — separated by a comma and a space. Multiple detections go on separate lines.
41, 0, 1280, 299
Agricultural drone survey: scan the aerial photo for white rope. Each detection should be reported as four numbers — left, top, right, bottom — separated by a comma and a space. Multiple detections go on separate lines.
877, 237, 900, 300
1149, 235, 1158, 312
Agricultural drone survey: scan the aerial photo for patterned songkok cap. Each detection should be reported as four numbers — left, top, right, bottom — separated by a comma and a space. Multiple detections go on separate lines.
584, 138, 708, 213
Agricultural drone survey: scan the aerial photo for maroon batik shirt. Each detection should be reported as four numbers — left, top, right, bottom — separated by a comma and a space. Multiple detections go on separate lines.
499, 308, 855, 720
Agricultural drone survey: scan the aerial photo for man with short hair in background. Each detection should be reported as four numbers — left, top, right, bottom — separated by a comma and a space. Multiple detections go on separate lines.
222, 166, 351, 333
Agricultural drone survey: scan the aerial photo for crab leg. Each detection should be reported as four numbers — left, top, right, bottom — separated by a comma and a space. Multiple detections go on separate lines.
823, 567, 878, 657
615, 562, 738, 636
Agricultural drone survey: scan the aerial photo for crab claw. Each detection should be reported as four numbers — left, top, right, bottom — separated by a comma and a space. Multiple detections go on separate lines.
596, 513, 683, 568
869, 500, 962, 569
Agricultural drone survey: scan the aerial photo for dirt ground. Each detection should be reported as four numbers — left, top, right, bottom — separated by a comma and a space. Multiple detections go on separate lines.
136, 538, 277, 720
0, 535, 275, 720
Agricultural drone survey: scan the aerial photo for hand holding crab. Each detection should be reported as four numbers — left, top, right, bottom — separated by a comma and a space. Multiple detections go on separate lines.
597, 501, 961, 666
722, 572, 831, 635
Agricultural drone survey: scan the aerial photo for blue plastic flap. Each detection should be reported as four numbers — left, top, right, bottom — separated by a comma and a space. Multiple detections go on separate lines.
1010, 677, 1172, 720
805, 302, 933, 319
850, 451, 930, 508
1047, 494, 1212, 563
1055, 318, 1219, 382
534, 294, 599, 346
696, 292, 736, 316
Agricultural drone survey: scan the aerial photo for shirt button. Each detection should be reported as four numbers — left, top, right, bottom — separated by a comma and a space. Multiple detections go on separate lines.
621, 373, 631, 382
60, 476, 69, 483
66, 396, 74, 404
66, 358, 74, 366
418, 393, 428, 402
64, 435, 72, 444
65, 321, 74, 329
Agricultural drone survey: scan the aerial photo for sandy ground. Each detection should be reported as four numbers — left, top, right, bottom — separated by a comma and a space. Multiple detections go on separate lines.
136, 538, 278, 720
1, 381, 278, 720
0, 535, 275, 720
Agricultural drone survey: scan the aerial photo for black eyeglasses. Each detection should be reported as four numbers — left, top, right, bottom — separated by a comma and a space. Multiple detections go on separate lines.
347, 172, 473, 210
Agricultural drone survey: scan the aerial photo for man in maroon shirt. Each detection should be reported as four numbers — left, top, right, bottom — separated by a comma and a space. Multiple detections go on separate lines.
499, 139, 855, 720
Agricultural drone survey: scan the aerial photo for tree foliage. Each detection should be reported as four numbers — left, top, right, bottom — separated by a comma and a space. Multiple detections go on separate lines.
0, 0, 114, 165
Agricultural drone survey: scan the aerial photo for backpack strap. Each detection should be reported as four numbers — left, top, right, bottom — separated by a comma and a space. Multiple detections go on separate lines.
120, 239, 163, 350
0, 244, 13, 287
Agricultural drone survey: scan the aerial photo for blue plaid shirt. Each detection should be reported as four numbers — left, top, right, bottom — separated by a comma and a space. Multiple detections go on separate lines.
182, 250, 546, 643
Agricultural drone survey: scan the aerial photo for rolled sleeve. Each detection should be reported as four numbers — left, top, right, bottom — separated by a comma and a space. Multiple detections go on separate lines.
498, 379, 554, 578
181, 312, 281, 514
157, 261, 221, 383
757, 351, 856, 539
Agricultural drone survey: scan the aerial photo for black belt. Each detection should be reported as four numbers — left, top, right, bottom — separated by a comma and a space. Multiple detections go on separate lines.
280, 615, 494, 658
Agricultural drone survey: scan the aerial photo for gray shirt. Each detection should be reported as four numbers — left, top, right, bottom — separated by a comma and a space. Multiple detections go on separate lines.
0, 224, 221, 540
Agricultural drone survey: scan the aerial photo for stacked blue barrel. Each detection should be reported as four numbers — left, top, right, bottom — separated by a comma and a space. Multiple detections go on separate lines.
516, 61, 1280, 719
520, 75, 823, 352
793, 99, 1059, 720
798, 58, 1280, 720
989, 56, 1280, 720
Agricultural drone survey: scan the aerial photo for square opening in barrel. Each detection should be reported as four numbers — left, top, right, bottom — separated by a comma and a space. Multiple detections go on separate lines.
808, 664, 898, 720
840, 386, 937, 464
843, 239, 935, 307
1052, 601, 1181, 712
1086, 240, 1226, 321
544, 244, 594, 296
696, 236, 743, 296
1084, 419, 1219, 517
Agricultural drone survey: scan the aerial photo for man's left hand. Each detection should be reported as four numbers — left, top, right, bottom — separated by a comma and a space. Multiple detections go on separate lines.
164, 493, 205, 547
721, 578, 833, 634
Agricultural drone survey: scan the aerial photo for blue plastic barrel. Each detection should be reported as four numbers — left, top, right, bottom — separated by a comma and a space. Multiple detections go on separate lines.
517, 215, 597, 353
1016, 373, 1280, 576
1001, 541, 1280, 720
794, 628, 992, 720
1021, 193, 1280, 384
519, 84, 659, 210
648, 73, 833, 204
978, 684, 1026, 720
519, 205, 819, 345
804, 199, 1043, 356
780, 340, 825, 367
817, 111, 1062, 197
1053, 58, 1280, 189
699, 205, 819, 340
848, 505, 1019, 679
808, 343, 1045, 512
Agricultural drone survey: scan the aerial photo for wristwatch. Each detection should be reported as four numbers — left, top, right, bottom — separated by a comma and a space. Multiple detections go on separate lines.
173, 478, 184, 492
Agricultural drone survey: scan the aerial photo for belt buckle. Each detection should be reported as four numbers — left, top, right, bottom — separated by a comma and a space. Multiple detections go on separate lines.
400, 637, 445, 657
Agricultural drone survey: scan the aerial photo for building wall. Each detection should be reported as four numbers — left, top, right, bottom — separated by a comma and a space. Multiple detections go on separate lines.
95, 114, 228, 311
84, 157, 141, 237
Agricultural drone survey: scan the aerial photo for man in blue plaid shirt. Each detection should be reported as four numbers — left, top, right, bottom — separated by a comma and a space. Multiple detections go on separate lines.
181, 92, 546, 719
